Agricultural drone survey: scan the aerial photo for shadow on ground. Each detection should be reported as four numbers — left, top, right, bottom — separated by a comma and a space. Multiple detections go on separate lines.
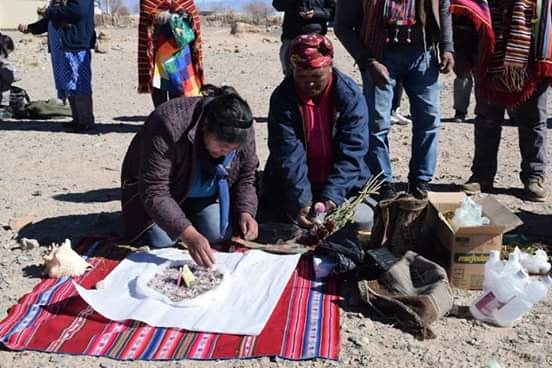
0, 119, 141, 134
17, 211, 123, 245
394, 182, 461, 193
113, 115, 148, 123
441, 116, 552, 128
515, 211, 552, 244
53, 188, 121, 203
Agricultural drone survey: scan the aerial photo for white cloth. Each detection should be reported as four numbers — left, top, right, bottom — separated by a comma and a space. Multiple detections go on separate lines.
74, 248, 300, 336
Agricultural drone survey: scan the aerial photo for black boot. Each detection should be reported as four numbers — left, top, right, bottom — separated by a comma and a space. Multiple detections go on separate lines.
70, 95, 96, 133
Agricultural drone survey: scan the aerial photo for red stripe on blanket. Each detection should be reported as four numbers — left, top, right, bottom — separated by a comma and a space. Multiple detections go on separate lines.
0, 239, 340, 361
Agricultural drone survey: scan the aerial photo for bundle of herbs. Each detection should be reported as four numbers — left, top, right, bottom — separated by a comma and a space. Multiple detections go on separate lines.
300, 172, 384, 245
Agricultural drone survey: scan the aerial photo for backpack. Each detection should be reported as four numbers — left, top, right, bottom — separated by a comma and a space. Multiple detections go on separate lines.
9, 85, 30, 115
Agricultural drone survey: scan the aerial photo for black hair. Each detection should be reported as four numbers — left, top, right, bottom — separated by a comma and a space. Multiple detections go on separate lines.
0, 34, 15, 58
201, 84, 253, 145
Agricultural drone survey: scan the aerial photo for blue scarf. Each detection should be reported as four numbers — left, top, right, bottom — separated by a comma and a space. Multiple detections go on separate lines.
215, 151, 236, 240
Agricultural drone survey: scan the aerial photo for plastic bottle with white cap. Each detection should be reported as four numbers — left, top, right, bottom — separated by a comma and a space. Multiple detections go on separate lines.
492, 275, 552, 327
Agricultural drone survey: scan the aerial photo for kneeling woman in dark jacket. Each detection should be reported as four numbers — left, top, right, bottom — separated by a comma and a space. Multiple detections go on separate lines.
262, 34, 370, 228
121, 85, 259, 267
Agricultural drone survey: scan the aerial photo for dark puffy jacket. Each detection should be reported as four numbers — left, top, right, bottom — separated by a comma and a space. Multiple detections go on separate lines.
263, 68, 369, 218
121, 97, 259, 243
273, 0, 336, 41
28, 0, 96, 50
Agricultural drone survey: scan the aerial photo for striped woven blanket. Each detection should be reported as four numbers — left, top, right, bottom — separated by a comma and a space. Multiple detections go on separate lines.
452, 0, 552, 106
0, 239, 340, 361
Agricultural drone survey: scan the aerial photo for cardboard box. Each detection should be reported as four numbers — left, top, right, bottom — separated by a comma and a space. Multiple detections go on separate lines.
427, 192, 522, 290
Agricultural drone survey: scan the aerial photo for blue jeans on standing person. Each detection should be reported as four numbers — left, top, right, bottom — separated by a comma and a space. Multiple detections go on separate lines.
361, 46, 440, 184
134, 197, 231, 248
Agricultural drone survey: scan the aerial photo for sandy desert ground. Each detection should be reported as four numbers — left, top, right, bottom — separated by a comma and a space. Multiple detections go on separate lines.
0, 25, 551, 367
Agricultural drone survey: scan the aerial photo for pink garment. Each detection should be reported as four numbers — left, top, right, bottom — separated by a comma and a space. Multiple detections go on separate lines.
297, 75, 336, 185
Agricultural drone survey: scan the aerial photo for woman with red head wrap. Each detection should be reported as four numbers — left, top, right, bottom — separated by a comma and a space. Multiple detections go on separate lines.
261, 34, 372, 230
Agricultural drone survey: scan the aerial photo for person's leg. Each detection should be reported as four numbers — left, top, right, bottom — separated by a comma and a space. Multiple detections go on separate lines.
184, 197, 232, 244
512, 83, 549, 201
151, 88, 169, 108
133, 224, 177, 248
72, 95, 96, 131
279, 39, 293, 77
67, 95, 78, 125
453, 73, 473, 120
68, 49, 95, 131
462, 94, 505, 193
401, 48, 440, 197
392, 81, 403, 112
361, 58, 397, 186
354, 197, 376, 231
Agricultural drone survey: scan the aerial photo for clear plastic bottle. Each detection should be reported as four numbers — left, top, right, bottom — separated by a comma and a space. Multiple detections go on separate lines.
492, 276, 552, 327
470, 266, 531, 326
483, 250, 504, 290
503, 251, 523, 276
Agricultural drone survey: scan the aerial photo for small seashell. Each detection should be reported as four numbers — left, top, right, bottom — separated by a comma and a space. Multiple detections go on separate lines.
43, 239, 92, 278
20, 237, 40, 250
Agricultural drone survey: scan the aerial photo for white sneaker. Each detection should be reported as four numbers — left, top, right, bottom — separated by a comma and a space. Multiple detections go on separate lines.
391, 110, 412, 125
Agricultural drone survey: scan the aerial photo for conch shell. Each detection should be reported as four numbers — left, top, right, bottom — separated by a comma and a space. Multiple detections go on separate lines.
43, 239, 92, 278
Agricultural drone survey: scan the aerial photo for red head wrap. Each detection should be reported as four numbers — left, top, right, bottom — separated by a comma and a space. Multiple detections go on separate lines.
289, 33, 334, 69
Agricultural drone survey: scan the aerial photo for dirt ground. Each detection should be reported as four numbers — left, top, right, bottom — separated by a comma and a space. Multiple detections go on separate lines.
0, 25, 551, 368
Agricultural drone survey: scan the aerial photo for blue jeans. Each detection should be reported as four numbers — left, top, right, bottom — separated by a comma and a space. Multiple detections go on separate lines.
134, 197, 231, 248
361, 46, 441, 183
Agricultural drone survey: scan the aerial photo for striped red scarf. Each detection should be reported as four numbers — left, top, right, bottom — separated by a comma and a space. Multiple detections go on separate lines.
487, 0, 536, 93
137, 0, 203, 94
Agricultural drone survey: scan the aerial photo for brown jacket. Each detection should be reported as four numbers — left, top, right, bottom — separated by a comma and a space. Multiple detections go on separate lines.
121, 97, 258, 243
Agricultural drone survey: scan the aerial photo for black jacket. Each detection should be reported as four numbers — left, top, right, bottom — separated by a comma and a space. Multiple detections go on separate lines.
28, 0, 96, 50
273, 0, 336, 41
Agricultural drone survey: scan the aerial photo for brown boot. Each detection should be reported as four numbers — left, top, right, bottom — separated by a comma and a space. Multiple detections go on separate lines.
523, 177, 547, 202
462, 176, 493, 195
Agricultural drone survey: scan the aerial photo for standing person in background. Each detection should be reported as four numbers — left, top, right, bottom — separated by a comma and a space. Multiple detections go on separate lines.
273, 0, 336, 76
18, 0, 96, 133
451, 0, 549, 202
452, 16, 477, 122
0, 33, 17, 120
138, 0, 203, 107
334, 0, 454, 200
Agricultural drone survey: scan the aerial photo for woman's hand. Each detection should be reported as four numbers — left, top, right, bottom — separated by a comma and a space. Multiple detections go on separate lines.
239, 212, 258, 240
180, 226, 215, 268
18, 24, 29, 34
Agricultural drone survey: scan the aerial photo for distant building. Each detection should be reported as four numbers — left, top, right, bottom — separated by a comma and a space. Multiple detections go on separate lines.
0, 0, 47, 30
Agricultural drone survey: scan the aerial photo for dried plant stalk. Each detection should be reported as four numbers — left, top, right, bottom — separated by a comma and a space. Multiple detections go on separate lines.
324, 171, 385, 235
